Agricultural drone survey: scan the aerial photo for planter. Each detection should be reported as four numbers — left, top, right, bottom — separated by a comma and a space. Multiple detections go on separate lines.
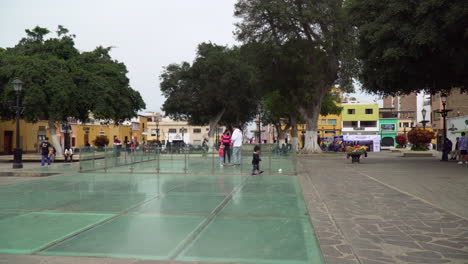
350, 154, 361, 163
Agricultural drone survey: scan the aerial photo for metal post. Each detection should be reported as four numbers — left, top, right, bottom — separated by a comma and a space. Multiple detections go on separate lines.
268, 144, 272, 174
156, 146, 160, 174
211, 145, 215, 174
442, 102, 447, 144
13, 89, 23, 169
104, 146, 108, 173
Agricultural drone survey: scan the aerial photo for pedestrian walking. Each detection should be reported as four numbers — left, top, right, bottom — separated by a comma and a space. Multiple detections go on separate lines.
441, 138, 452, 161
458, 132, 468, 165
218, 144, 225, 167
450, 137, 460, 161
221, 129, 232, 164
40, 137, 52, 166
113, 137, 122, 157
251, 145, 264, 175
231, 124, 243, 165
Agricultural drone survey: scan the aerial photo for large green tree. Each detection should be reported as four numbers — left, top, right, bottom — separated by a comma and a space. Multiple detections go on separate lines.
160, 42, 259, 149
234, 0, 356, 153
0, 26, 145, 154
346, 0, 467, 95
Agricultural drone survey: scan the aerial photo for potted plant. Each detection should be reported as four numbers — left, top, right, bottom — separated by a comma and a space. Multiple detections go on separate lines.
346, 145, 367, 163
407, 129, 435, 151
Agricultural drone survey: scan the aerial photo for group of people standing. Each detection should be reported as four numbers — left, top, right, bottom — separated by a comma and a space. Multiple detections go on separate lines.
443, 132, 468, 164
218, 124, 243, 167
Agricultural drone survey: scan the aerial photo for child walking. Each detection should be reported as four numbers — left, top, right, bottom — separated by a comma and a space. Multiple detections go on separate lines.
252, 145, 264, 175
218, 144, 225, 167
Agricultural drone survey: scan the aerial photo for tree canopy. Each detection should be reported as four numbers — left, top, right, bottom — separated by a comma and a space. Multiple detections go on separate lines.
0, 26, 145, 123
0, 26, 145, 152
160, 42, 259, 139
234, 0, 355, 152
346, 0, 468, 95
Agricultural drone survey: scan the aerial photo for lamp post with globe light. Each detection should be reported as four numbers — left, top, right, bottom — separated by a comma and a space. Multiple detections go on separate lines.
12, 79, 24, 169
436, 94, 452, 150
420, 108, 429, 130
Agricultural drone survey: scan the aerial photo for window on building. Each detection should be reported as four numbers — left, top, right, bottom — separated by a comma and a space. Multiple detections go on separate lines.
365, 109, 373, 114
361, 121, 377, 127
324, 130, 336, 134
348, 109, 355, 114
151, 129, 157, 136
321, 119, 327, 125
206, 128, 209, 131
343, 121, 357, 127
99, 131, 105, 135
328, 119, 337, 125
168, 128, 177, 133
193, 128, 201, 133
142, 123, 145, 129
179, 128, 187, 133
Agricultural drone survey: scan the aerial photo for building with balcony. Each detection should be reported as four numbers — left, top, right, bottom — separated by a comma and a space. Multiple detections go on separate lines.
341, 104, 379, 136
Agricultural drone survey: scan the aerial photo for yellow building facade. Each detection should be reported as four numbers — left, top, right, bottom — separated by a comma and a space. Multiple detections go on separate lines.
0, 118, 142, 154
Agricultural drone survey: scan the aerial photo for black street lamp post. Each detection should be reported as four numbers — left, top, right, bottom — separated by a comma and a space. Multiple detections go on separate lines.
436, 93, 452, 151
420, 108, 429, 130
181, 127, 185, 144
12, 79, 24, 169
156, 117, 160, 142
63, 124, 72, 149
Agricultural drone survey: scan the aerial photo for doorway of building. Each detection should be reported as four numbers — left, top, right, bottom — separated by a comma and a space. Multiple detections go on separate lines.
4, 131, 13, 154
381, 137, 395, 147
84, 133, 89, 146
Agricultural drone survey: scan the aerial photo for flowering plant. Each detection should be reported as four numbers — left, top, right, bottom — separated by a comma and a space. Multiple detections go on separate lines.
395, 134, 407, 148
346, 145, 367, 155
407, 128, 435, 150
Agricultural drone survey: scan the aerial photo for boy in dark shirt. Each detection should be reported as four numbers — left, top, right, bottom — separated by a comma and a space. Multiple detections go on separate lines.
40, 137, 52, 166
252, 145, 264, 175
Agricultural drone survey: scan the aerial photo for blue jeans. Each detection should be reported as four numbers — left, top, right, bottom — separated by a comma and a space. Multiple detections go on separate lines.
232, 147, 241, 165
219, 156, 224, 166
41, 155, 51, 166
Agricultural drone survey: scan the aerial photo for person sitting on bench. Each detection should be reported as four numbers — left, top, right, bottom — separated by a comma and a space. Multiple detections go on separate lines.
64, 147, 73, 162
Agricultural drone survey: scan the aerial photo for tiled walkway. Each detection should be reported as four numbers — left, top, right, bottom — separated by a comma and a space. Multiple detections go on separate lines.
299, 153, 468, 264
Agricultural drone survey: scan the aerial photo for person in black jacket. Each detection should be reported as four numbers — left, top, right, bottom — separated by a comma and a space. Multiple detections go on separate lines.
40, 137, 52, 166
252, 145, 264, 176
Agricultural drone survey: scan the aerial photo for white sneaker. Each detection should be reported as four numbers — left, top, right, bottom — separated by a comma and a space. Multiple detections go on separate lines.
458, 161, 463, 164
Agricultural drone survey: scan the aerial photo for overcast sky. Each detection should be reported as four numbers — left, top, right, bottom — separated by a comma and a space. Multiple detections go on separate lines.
0, 0, 380, 112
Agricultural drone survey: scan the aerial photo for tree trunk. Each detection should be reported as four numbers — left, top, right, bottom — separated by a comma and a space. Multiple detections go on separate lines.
48, 120, 63, 155
299, 86, 329, 153
275, 123, 289, 145
290, 115, 299, 151
207, 109, 225, 152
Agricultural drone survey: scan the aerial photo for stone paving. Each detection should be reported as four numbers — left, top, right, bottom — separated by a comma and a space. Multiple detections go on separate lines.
299, 152, 468, 264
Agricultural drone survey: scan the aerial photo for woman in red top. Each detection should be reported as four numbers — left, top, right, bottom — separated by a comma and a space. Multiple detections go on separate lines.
221, 129, 232, 164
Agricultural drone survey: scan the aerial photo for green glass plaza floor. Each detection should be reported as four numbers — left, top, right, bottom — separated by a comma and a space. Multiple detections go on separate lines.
0, 162, 323, 263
